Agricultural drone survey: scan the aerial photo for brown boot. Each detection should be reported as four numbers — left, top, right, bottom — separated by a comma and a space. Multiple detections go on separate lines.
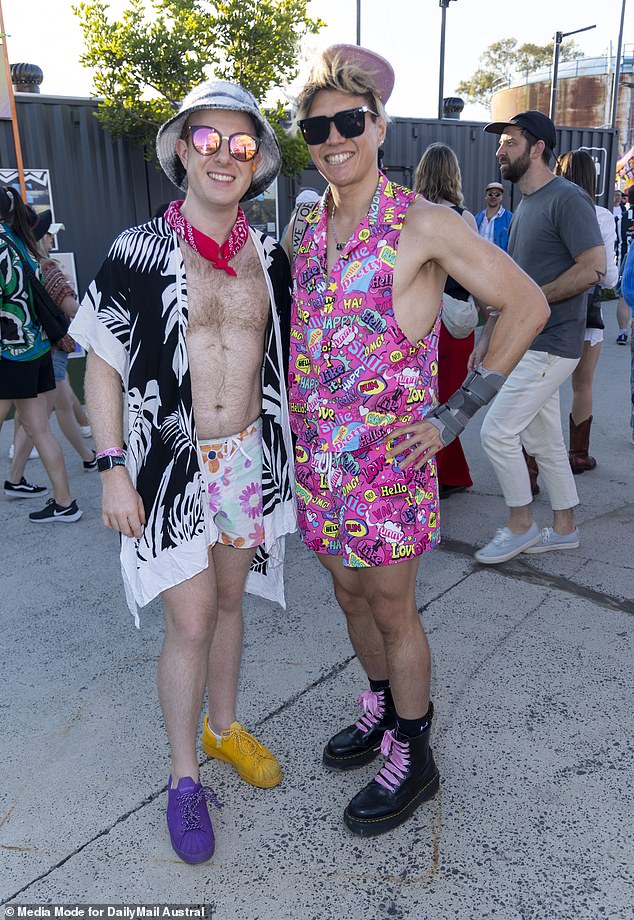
569, 414, 597, 474
522, 448, 540, 495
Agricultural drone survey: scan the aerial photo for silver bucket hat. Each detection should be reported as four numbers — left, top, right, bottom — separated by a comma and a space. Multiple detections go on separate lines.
156, 80, 282, 202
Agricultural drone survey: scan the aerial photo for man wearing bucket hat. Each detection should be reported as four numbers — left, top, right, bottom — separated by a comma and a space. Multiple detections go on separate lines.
474, 111, 605, 564
475, 181, 512, 251
289, 47, 549, 837
71, 80, 296, 864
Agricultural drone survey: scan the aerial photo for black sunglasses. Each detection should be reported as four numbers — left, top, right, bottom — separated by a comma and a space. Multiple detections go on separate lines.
298, 106, 378, 146
188, 125, 260, 162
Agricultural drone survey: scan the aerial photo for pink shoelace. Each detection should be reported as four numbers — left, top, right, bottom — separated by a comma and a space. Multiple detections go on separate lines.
374, 730, 410, 791
355, 689, 386, 733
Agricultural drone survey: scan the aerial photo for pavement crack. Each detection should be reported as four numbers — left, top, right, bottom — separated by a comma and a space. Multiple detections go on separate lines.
255, 655, 356, 726
447, 596, 547, 714
1, 789, 164, 905
2, 659, 357, 904
579, 500, 634, 527
418, 570, 475, 616
439, 539, 634, 615
0, 806, 14, 831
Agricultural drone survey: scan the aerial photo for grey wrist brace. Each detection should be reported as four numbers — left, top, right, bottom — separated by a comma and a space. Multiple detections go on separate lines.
425, 363, 506, 446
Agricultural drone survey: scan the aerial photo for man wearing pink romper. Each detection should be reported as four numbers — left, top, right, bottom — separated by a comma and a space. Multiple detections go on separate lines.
289, 45, 550, 836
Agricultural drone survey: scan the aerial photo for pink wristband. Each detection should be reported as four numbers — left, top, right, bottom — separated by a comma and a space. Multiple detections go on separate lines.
96, 447, 125, 460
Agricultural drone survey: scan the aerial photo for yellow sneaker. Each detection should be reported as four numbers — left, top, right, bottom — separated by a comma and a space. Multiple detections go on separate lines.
202, 718, 282, 789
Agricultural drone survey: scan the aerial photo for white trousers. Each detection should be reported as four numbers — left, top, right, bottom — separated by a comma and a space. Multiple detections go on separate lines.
480, 349, 580, 510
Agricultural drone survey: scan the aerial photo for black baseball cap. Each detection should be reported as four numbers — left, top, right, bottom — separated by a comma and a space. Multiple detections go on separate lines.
27, 207, 51, 241
484, 110, 557, 151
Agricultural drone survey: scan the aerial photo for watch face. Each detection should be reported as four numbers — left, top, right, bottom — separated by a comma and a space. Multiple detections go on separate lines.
97, 455, 125, 472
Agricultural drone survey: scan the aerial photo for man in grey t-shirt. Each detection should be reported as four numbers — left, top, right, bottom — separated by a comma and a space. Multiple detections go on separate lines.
472, 111, 605, 563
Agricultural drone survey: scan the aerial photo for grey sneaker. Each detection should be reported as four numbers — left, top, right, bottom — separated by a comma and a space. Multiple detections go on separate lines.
523, 527, 579, 554
475, 522, 539, 564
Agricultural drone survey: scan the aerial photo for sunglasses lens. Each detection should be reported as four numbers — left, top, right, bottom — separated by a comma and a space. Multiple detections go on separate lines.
334, 109, 365, 139
190, 127, 221, 155
228, 133, 259, 162
300, 117, 329, 146
300, 108, 369, 145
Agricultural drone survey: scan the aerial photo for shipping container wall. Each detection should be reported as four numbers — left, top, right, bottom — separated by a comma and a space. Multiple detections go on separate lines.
0, 95, 619, 294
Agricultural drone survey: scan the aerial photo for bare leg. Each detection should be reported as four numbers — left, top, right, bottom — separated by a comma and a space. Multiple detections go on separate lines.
11, 412, 23, 454
360, 559, 429, 719
320, 554, 429, 719
0, 398, 13, 435
51, 377, 94, 460
318, 553, 388, 680
508, 504, 534, 533
13, 395, 72, 506
70, 383, 90, 427
571, 341, 602, 424
617, 296, 630, 334
158, 555, 218, 783
206, 542, 256, 732
12, 382, 93, 474
10, 410, 42, 479
552, 507, 575, 535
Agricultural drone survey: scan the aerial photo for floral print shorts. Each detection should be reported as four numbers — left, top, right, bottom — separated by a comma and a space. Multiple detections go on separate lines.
199, 418, 264, 549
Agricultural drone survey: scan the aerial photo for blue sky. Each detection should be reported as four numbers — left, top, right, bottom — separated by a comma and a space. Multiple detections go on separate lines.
3, 0, 632, 120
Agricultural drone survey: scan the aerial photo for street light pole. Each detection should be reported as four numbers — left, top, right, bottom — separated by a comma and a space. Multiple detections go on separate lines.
550, 32, 563, 122
610, 0, 627, 129
356, 0, 361, 45
0, 0, 26, 200
438, 0, 456, 119
549, 23, 596, 123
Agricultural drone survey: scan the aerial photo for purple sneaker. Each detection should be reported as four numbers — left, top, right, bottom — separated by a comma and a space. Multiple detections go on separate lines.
166, 775, 221, 864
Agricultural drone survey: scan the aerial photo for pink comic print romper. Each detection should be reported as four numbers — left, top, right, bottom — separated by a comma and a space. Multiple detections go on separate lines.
288, 174, 441, 567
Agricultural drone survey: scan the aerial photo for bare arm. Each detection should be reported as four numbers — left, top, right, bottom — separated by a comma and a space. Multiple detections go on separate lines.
429, 205, 550, 375
541, 245, 606, 303
58, 293, 79, 321
458, 210, 489, 313
467, 313, 498, 372
387, 205, 549, 469
461, 210, 478, 233
85, 350, 145, 538
281, 221, 293, 262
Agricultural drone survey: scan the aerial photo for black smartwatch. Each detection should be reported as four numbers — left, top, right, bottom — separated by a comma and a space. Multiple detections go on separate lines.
96, 455, 126, 473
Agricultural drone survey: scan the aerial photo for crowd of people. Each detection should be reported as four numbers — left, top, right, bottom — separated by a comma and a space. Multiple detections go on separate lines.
1, 42, 632, 863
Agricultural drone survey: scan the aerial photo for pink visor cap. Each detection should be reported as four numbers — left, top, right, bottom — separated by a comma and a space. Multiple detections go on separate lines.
324, 44, 395, 105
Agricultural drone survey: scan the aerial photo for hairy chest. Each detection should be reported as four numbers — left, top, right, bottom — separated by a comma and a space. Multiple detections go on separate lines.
182, 240, 270, 335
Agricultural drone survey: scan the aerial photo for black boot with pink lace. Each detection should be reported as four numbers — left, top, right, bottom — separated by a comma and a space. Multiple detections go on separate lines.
343, 702, 439, 836
323, 686, 396, 770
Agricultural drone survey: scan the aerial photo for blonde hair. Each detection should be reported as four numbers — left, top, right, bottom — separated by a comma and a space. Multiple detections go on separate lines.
414, 143, 464, 207
296, 47, 389, 124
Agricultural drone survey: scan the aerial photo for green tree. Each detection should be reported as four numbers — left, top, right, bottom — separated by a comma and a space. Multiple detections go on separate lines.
456, 37, 580, 106
74, 0, 324, 176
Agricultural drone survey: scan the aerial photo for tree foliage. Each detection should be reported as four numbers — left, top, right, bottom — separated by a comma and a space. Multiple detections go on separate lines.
456, 37, 580, 106
74, 0, 324, 175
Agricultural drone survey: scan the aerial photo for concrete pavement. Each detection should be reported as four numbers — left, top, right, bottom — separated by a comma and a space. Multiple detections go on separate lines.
1, 317, 633, 920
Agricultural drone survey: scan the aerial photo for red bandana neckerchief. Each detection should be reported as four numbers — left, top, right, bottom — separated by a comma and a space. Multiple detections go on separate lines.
164, 199, 249, 277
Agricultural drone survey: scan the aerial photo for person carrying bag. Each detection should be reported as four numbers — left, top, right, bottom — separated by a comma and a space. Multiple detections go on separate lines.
0, 231, 73, 351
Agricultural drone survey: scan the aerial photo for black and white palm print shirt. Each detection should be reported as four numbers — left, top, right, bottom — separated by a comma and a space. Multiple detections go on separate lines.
72, 217, 297, 625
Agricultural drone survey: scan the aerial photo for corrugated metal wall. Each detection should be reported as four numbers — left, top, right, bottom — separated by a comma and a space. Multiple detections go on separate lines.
289, 118, 619, 221
0, 94, 176, 294
0, 95, 619, 295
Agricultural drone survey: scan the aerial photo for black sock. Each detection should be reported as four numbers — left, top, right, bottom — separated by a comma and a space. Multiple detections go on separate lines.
396, 713, 430, 739
369, 678, 390, 692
